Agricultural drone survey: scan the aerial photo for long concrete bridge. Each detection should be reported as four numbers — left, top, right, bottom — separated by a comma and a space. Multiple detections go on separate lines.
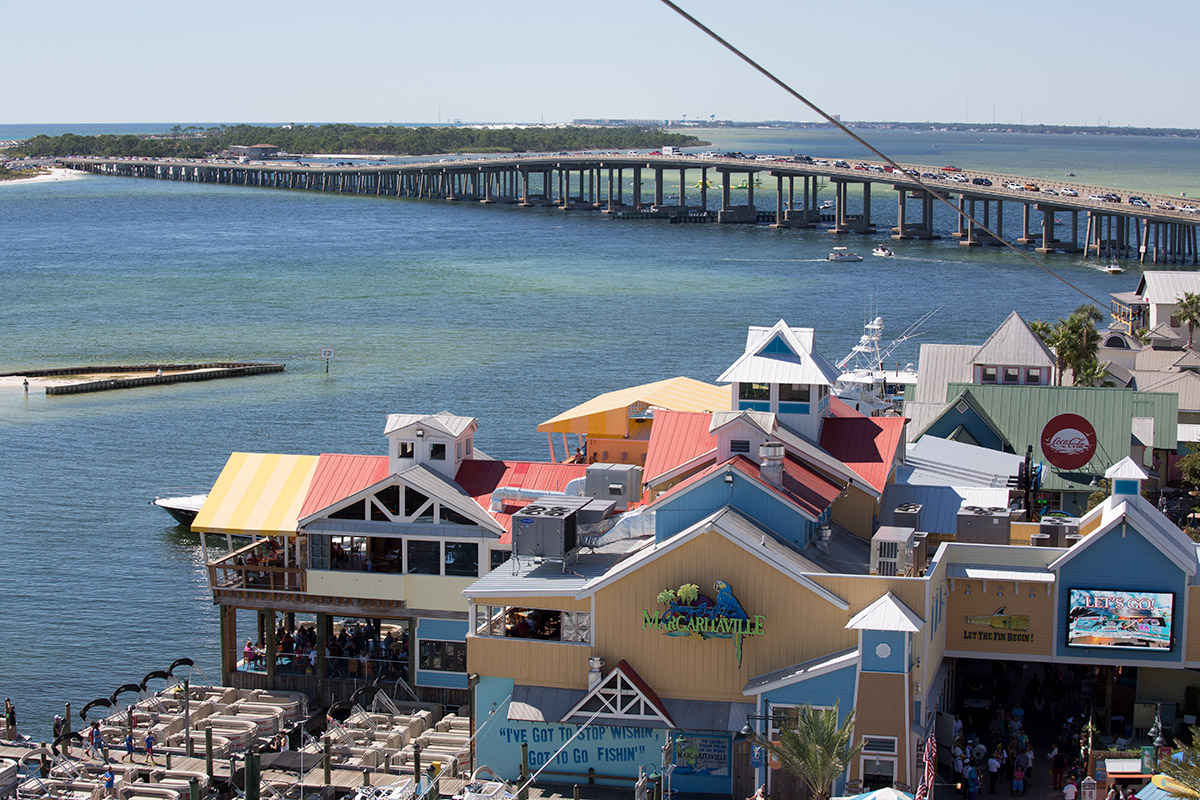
57, 153, 1200, 265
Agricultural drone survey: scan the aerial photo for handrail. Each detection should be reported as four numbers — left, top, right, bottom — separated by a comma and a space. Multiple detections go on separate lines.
208, 563, 306, 593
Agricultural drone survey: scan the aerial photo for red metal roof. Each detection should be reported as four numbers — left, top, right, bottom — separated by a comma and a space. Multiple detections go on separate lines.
828, 396, 867, 419
299, 453, 389, 519
818, 416, 907, 493
455, 459, 588, 543
651, 453, 843, 520
643, 410, 717, 484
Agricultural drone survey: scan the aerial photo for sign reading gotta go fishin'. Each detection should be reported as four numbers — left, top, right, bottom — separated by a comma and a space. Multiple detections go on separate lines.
641, 580, 765, 666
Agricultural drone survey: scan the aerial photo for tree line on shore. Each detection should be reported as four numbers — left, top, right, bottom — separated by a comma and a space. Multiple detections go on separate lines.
7, 124, 708, 159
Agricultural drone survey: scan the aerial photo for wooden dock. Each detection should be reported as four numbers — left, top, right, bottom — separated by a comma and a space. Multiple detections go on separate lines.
0, 362, 285, 395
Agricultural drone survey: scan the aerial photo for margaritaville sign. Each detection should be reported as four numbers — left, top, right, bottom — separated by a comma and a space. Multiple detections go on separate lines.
641, 580, 765, 666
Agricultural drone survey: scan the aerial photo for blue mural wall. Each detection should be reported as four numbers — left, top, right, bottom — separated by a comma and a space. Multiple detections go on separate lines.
475, 677, 733, 796
861, 630, 908, 673
654, 472, 815, 548
1054, 524, 1185, 663
415, 618, 468, 689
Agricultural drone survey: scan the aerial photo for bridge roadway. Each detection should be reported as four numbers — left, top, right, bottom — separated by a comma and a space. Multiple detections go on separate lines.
57, 153, 1200, 265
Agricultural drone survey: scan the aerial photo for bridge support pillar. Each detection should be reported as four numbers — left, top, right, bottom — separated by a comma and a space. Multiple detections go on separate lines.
654, 168, 664, 207
959, 198, 982, 246
1018, 203, 1037, 245
633, 167, 643, 209
700, 167, 708, 211
1036, 205, 1059, 254
716, 169, 756, 223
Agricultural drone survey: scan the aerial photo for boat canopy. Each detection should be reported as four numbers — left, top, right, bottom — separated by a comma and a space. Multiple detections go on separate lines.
192, 453, 319, 538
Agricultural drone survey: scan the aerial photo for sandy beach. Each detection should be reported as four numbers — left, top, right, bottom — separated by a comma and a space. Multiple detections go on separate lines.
0, 167, 89, 188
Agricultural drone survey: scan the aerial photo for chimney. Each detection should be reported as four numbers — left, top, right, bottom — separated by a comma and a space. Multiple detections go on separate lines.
759, 441, 785, 487
587, 656, 605, 689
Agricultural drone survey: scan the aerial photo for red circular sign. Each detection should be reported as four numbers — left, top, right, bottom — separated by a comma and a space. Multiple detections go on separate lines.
1040, 413, 1098, 471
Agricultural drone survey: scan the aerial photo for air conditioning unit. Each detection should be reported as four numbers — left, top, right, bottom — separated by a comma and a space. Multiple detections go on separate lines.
1038, 517, 1080, 547
871, 526, 915, 576
585, 463, 644, 509
893, 503, 922, 530
512, 495, 592, 558
956, 504, 1011, 544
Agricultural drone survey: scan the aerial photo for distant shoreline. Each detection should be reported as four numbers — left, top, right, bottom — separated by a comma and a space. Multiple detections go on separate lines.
0, 167, 89, 187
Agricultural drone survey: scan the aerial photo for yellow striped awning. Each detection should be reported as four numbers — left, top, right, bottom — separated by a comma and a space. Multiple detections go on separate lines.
537, 377, 730, 436
192, 453, 319, 538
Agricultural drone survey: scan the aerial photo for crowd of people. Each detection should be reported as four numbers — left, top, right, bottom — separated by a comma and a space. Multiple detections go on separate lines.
242, 619, 410, 683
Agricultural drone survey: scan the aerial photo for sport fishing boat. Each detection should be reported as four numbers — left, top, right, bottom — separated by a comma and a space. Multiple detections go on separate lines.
827, 247, 863, 263
872, 246, 895, 257
834, 310, 936, 414
150, 488, 209, 526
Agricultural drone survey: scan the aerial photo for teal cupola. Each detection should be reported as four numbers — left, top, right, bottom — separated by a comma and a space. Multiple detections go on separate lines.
1105, 457, 1149, 499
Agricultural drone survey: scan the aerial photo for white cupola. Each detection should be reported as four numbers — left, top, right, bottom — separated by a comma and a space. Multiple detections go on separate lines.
383, 411, 478, 480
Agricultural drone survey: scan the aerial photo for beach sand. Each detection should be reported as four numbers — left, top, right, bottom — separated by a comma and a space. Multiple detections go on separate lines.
0, 167, 90, 188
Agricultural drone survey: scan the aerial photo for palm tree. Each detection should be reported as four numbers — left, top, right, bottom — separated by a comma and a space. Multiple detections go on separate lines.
1059, 311, 1102, 385
1177, 292, 1200, 348
1072, 360, 1113, 388
1030, 319, 1067, 386
753, 703, 862, 800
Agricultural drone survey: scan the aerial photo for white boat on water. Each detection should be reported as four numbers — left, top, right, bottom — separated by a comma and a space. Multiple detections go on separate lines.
151, 488, 209, 526
1103, 263, 1123, 274
827, 247, 863, 263
873, 246, 895, 257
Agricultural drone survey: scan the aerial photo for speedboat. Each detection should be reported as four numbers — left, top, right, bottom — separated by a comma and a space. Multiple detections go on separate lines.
818, 201, 834, 211
827, 247, 863, 263
872, 246, 895, 257
151, 489, 209, 525
1103, 263, 1123, 275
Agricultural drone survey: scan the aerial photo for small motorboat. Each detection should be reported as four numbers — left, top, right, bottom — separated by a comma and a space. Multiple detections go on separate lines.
872, 246, 895, 257
827, 247, 863, 263
151, 489, 209, 525
1103, 263, 1123, 275
818, 201, 834, 211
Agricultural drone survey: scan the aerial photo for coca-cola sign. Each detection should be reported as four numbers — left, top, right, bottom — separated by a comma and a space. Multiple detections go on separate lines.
1040, 413, 1098, 471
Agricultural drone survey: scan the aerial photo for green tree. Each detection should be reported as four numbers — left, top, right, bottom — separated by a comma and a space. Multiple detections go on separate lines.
1030, 318, 1068, 386
1177, 292, 1200, 348
1073, 360, 1113, 388
1160, 724, 1200, 796
1178, 448, 1200, 492
753, 704, 862, 800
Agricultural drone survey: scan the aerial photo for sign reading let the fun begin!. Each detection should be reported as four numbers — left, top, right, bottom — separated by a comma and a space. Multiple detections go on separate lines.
641, 580, 765, 666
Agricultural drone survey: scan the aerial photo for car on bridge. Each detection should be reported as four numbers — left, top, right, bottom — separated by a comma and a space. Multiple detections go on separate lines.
1090, 195, 1108, 202
971, 177, 992, 186
1007, 182, 1024, 191
1024, 183, 1040, 192
834, 160, 850, 168
1129, 197, 1150, 208
1183, 205, 1199, 214
921, 172, 942, 180
1060, 187, 1079, 197
941, 165, 963, 172
1043, 188, 1058, 195
1158, 201, 1177, 211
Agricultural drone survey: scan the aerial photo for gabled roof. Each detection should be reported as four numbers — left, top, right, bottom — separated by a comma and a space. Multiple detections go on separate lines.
972, 311, 1057, 369
384, 411, 476, 438
652, 453, 844, 522
1106, 456, 1149, 481
711, 409, 878, 496
1146, 322, 1182, 343
1174, 349, 1200, 370
561, 660, 674, 728
1049, 493, 1198, 577
455, 458, 588, 542
915, 388, 1013, 451
818, 415, 907, 493
537, 377, 729, 434
299, 454, 389, 520
899, 436, 1021, 489
743, 648, 859, 696
912, 343, 977, 404
579, 506, 848, 609
845, 591, 925, 632
717, 319, 842, 387
642, 409, 717, 485
1135, 271, 1200, 305
298, 462, 505, 534
1133, 370, 1200, 413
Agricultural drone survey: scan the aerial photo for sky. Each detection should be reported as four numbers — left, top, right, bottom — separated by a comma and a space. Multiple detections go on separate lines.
6, 0, 1197, 129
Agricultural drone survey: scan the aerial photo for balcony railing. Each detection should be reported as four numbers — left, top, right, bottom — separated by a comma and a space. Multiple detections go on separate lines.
208, 538, 306, 593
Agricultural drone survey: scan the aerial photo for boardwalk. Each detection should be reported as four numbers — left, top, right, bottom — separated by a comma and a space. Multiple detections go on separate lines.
58, 154, 1200, 265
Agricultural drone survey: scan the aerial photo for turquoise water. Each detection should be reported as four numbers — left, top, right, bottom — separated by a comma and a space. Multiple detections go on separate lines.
0, 127, 1184, 737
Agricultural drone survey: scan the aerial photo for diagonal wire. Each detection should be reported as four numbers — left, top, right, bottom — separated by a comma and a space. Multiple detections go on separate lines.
657, 0, 1107, 310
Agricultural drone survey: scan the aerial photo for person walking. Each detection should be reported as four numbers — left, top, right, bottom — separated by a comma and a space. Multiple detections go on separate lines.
988, 752, 1001, 794
1012, 764, 1026, 797
1063, 779, 1078, 800
144, 731, 156, 765
124, 729, 135, 763
104, 767, 115, 798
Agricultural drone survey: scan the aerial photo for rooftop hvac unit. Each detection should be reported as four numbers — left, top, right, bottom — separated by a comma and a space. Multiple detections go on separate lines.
1038, 517, 1080, 547
893, 503, 922, 530
512, 495, 592, 559
584, 463, 644, 509
955, 504, 1011, 544
871, 526, 915, 576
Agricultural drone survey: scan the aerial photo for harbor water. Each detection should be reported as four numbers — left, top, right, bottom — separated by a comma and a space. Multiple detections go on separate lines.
0, 125, 1196, 738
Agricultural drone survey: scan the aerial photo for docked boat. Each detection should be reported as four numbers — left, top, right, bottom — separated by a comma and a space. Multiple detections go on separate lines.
835, 310, 935, 414
827, 247, 863, 263
872, 246, 895, 257
151, 489, 209, 526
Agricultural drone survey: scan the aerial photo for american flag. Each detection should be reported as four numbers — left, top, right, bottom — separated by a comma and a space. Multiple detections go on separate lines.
915, 729, 937, 800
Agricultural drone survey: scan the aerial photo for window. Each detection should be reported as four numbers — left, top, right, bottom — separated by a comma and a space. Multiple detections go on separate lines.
981, 366, 998, 383
1171, 315, 1180, 327
444, 542, 479, 577
429, 443, 446, 460
473, 605, 591, 643
738, 382, 770, 401
1025, 368, 1041, 384
779, 383, 810, 402
730, 439, 751, 454
406, 540, 441, 575
418, 640, 466, 673
490, 549, 508, 570
1004, 367, 1020, 384
465, 438, 473, 456
398, 441, 415, 459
